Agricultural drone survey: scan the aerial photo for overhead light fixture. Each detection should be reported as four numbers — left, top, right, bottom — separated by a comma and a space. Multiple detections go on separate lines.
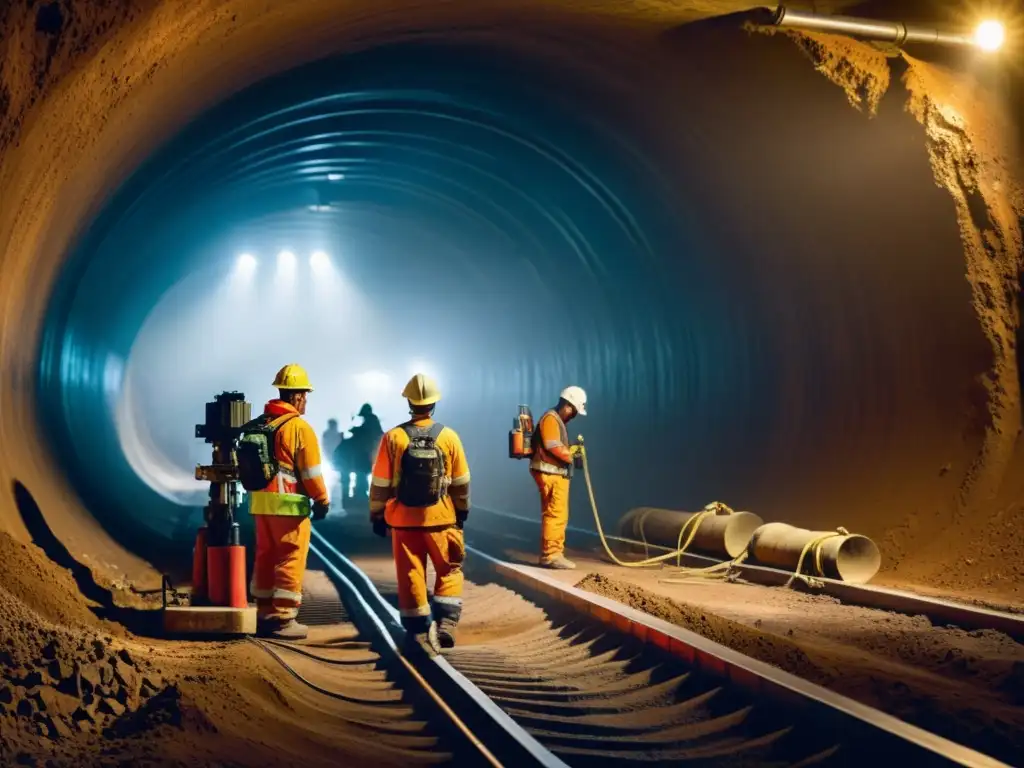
974, 20, 1006, 52
310, 251, 331, 272
327, 173, 345, 182
277, 250, 296, 270
236, 253, 257, 274
308, 204, 334, 212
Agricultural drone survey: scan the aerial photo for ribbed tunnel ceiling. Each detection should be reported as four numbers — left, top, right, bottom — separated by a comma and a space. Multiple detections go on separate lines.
38, 39, 714, 564
1, 1, 1022, 595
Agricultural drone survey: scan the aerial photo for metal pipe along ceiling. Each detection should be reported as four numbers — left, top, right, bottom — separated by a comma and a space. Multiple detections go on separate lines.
772, 6, 975, 48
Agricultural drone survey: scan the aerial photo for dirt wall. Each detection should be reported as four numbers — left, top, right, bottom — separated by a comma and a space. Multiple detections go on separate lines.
761, 24, 1024, 592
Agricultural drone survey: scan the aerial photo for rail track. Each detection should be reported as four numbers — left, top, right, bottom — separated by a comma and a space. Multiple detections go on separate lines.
246, 572, 453, 766
245, 526, 1009, 768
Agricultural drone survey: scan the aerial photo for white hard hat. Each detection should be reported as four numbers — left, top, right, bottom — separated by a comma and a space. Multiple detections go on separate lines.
559, 386, 587, 416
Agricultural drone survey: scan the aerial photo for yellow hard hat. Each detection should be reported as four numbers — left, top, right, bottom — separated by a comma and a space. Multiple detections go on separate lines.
272, 363, 314, 392
402, 373, 440, 406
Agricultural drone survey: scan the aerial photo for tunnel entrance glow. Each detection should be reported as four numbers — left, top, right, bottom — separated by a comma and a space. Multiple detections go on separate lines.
116, 247, 394, 504
114, 237, 479, 507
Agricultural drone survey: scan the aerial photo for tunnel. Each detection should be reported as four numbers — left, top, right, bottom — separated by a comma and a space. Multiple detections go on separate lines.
2, 0, 1024, 764
3, 0, 1021, 597
2, 1, 1023, 594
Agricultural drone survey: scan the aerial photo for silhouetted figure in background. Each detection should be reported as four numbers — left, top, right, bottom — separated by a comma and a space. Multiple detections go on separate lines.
348, 403, 384, 503
322, 418, 342, 457
332, 435, 352, 512
322, 418, 344, 504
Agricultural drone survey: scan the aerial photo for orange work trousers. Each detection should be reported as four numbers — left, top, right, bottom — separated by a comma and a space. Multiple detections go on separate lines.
250, 515, 311, 622
392, 527, 464, 633
532, 470, 570, 561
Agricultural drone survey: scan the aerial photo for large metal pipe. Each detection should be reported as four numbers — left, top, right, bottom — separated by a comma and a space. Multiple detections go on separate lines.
619, 506, 764, 560
749, 522, 882, 584
771, 5, 975, 48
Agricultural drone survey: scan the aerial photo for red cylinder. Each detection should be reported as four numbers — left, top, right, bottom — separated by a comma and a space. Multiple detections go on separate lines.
191, 527, 209, 604
207, 545, 248, 608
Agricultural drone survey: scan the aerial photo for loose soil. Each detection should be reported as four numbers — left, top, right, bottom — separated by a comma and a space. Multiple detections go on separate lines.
0, 532, 443, 767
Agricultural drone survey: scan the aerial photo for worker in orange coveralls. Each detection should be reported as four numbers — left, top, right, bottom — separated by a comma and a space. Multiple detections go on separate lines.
249, 364, 330, 640
369, 374, 471, 655
530, 386, 587, 570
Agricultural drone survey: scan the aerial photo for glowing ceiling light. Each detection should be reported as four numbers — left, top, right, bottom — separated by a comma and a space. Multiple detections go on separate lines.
327, 173, 345, 182
277, 250, 297, 277
236, 253, 257, 274
310, 250, 331, 272
308, 204, 334, 213
974, 20, 1005, 51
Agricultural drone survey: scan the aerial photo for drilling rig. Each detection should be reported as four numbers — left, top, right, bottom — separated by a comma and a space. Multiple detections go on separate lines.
163, 391, 257, 636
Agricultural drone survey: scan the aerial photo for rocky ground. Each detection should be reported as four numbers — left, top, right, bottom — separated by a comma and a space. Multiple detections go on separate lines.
0, 615, 191, 765
0, 528, 451, 768
0, 532, 210, 767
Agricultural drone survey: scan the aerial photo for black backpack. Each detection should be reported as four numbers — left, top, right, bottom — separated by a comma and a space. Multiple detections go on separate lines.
397, 423, 447, 507
237, 413, 296, 492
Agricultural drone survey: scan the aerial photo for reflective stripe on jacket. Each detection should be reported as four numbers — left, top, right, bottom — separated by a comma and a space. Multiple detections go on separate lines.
530, 410, 571, 477
249, 399, 329, 516
249, 491, 311, 516
370, 418, 471, 528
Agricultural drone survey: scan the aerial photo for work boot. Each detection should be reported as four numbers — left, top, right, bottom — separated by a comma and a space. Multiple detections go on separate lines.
405, 622, 441, 658
436, 617, 458, 650
258, 619, 309, 641
540, 555, 576, 570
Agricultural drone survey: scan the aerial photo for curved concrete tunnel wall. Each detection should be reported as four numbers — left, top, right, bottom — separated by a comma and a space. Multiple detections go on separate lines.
0, 1, 1020, 591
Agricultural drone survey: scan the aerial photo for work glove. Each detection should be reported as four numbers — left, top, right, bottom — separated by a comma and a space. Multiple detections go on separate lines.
372, 518, 389, 539
455, 510, 469, 530
311, 502, 330, 521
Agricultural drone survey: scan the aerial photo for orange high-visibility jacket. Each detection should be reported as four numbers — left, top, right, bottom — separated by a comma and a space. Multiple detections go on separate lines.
249, 400, 329, 516
370, 418, 471, 528
530, 410, 572, 476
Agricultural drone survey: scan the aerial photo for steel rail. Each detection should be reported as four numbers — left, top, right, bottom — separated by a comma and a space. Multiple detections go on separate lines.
280, 519, 1009, 766
308, 527, 569, 768
464, 543, 1010, 768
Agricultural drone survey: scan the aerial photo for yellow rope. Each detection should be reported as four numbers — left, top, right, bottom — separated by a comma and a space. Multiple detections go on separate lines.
784, 527, 849, 588
637, 507, 654, 559
578, 442, 852, 586
578, 444, 742, 574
